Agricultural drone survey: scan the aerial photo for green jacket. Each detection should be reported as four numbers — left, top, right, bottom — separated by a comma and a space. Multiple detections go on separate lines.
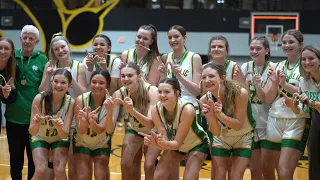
5, 49, 48, 124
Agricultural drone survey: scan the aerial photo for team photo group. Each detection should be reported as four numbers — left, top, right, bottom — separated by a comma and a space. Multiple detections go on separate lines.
0, 23, 319, 180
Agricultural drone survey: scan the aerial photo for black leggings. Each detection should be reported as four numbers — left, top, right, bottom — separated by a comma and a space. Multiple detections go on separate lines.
308, 110, 320, 180
6, 121, 35, 180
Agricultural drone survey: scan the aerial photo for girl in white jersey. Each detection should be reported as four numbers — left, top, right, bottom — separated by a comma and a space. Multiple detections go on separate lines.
199, 63, 256, 180
282, 45, 320, 180
241, 36, 273, 180
29, 69, 75, 179
119, 25, 162, 178
120, 24, 162, 86
159, 25, 202, 114
39, 33, 86, 98
83, 34, 121, 94
38, 33, 87, 180
73, 68, 112, 180
139, 78, 209, 180
109, 62, 159, 180
264, 29, 308, 180
207, 36, 241, 81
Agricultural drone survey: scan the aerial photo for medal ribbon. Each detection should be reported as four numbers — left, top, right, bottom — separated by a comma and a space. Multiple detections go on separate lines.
171, 50, 188, 79
163, 102, 178, 140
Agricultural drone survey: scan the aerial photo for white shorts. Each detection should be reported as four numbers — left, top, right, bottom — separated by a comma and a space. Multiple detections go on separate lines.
211, 132, 254, 158
265, 116, 310, 152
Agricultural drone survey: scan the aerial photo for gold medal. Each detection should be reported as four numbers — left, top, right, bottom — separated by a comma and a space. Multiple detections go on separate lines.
21, 79, 26, 85
222, 127, 228, 136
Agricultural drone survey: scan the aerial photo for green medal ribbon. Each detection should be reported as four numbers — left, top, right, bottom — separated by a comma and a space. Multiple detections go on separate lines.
223, 59, 230, 70
56, 59, 74, 69
284, 59, 300, 83
163, 103, 178, 140
89, 92, 105, 123
20, 56, 32, 85
250, 61, 270, 104
133, 49, 148, 67
171, 50, 188, 79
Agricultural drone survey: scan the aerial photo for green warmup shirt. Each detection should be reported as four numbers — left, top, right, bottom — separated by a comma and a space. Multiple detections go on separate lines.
5, 49, 48, 124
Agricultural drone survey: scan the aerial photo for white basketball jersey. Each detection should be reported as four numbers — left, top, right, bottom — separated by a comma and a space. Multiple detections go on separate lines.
31, 95, 72, 144
242, 60, 272, 128
269, 60, 305, 118
166, 51, 197, 106
156, 98, 207, 153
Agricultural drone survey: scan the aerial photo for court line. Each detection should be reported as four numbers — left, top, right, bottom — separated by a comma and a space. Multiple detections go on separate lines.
0, 164, 210, 179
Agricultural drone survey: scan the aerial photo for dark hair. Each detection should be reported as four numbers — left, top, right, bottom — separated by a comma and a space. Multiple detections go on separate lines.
0, 37, 16, 89
281, 29, 304, 52
92, 34, 112, 67
208, 36, 230, 61
138, 24, 160, 75
202, 63, 241, 117
159, 78, 181, 97
122, 62, 149, 115
41, 69, 72, 115
168, 25, 187, 50
90, 68, 111, 88
300, 44, 320, 80
250, 36, 271, 61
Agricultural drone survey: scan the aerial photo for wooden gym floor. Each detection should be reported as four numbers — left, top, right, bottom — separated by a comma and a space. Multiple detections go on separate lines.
0, 127, 308, 180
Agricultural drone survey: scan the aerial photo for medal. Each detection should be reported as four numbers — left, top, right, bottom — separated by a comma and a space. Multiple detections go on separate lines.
222, 127, 228, 135
21, 79, 26, 85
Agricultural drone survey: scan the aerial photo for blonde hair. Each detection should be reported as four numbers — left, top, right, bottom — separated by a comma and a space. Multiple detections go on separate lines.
300, 44, 320, 80
48, 32, 71, 65
203, 62, 241, 117
123, 62, 150, 115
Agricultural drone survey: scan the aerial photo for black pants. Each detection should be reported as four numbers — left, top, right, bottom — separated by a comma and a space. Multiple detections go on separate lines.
308, 110, 320, 180
6, 121, 34, 180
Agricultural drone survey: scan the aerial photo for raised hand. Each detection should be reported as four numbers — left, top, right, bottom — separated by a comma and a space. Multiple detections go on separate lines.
267, 64, 279, 83
88, 106, 101, 124
197, 99, 215, 116
169, 60, 182, 75
85, 50, 95, 71
77, 105, 88, 127
46, 60, 55, 76
51, 117, 64, 129
96, 54, 107, 69
252, 67, 262, 87
118, 56, 126, 70
214, 96, 223, 118
155, 129, 167, 147
278, 66, 287, 87
158, 60, 168, 75
0, 77, 12, 98
123, 91, 134, 114
281, 91, 297, 108
138, 129, 158, 147
233, 64, 246, 83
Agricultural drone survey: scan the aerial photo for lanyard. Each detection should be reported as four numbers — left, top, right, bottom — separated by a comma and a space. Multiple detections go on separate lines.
171, 50, 188, 78
223, 59, 230, 70
284, 59, 300, 82
89, 92, 104, 123
163, 102, 178, 140
253, 60, 270, 76
133, 49, 148, 67
20, 56, 32, 81
56, 59, 74, 69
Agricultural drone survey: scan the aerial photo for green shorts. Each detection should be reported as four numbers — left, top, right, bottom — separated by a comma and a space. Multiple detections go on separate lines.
175, 138, 210, 156
73, 139, 111, 157
30, 139, 70, 151
125, 129, 144, 138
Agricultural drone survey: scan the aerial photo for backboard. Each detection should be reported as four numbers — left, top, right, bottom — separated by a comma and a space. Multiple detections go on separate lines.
251, 12, 299, 57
